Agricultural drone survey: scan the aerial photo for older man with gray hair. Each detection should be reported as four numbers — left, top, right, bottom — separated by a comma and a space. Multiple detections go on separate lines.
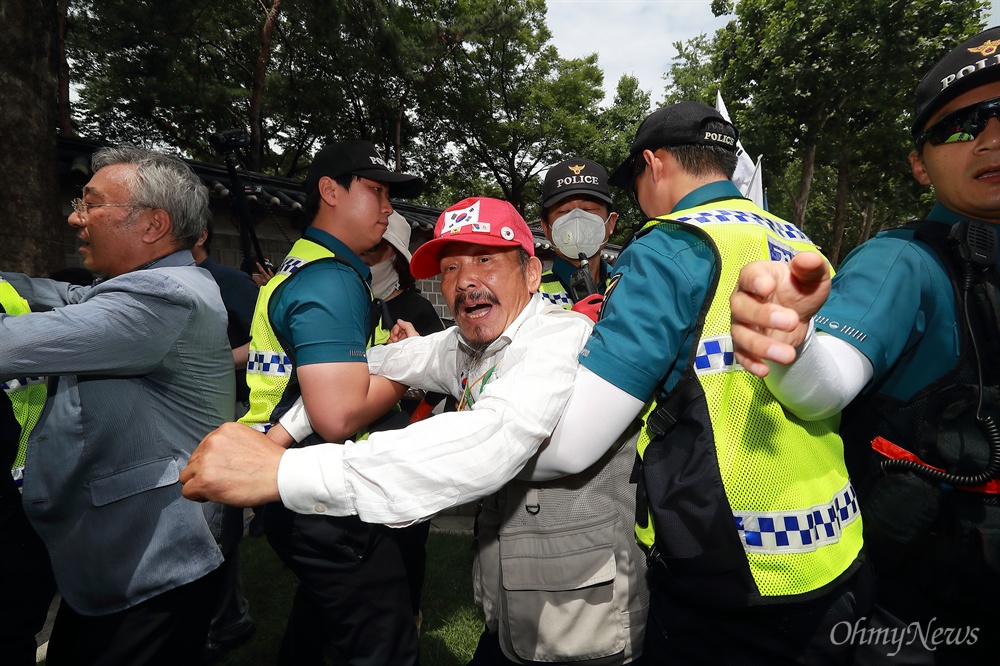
0, 146, 234, 664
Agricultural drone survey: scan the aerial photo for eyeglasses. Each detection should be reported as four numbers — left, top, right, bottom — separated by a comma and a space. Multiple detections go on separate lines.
71, 198, 143, 216
916, 96, 1000, 149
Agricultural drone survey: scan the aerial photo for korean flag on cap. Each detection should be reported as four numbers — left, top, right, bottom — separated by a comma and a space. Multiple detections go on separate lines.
441, 200, 480, 235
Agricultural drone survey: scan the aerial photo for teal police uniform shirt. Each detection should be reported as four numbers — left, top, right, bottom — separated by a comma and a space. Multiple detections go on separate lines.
816, 203, 992, 401
579, 181, 740, 399
548, 254, 613, 293
269, 226, 372, 367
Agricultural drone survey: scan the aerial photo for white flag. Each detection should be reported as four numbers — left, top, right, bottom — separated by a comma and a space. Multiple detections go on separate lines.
744, 155, 764, 210
715, 89, 764, 208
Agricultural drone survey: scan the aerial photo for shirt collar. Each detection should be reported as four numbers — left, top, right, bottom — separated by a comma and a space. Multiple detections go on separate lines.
303, 226, 372, 282
92, 249, 194, 285
926, 202, 991, 226
925, 203, 1000, 271
140, 249, 196, 271
671, 180, 744, 213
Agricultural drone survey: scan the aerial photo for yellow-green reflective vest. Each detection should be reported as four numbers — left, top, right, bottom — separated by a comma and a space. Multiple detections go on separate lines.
538, 267, 611, 309
0, 278, 47, 480
632, 199, 863, 607
537, 270, 575, 308
239, 237, 388, 435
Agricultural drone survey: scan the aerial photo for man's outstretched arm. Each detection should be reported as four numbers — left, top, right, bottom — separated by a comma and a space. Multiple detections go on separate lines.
180, 422, 283, 506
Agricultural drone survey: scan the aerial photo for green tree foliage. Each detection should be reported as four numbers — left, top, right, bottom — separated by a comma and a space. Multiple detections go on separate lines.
424, 0, 605, 215
68, 0, 261, 159
590, 75, 652, 241
64, 0, 606, 213
663, 33, 718, 107
713, 0, 987, 262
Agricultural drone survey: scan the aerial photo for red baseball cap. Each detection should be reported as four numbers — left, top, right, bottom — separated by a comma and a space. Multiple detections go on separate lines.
410, 197, 536, 279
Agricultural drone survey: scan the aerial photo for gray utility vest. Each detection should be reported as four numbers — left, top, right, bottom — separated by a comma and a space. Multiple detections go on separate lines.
473, 429, 649, 664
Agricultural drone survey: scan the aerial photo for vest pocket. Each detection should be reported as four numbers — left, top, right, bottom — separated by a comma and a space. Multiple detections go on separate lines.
497, 517, 626, 662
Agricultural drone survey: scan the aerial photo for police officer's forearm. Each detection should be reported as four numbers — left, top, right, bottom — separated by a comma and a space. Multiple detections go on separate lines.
763, 331, 872, 420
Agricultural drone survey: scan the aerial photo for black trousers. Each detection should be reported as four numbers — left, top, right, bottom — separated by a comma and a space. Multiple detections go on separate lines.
263, 503, 419, 666
45, 564, 223, 666
0, 493, 56, 666
395, 520, 430, 615
642, 560, 874, 665
206, 505, 254, 644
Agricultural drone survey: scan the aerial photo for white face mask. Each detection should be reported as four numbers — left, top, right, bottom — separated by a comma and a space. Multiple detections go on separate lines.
550, 208, 608, 259
369, 258, 400, 300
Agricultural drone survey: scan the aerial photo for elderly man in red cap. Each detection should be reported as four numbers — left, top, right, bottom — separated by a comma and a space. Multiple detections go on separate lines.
182, 196, 648, 665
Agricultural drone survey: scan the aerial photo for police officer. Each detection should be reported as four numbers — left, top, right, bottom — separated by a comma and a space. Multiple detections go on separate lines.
532, 102, 871, 663
731, 26, 1000, 664
538, 157, 617, 319
238, 140, 423, 666
0, 276, 55, 665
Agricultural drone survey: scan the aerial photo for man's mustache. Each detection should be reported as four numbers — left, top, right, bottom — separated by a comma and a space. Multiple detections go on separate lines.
454, 289, 500, 310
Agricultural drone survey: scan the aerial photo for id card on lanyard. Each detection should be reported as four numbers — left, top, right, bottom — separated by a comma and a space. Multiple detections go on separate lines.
457, 365, 497, 412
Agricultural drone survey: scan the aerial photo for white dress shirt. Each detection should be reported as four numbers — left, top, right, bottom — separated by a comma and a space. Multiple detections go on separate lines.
276, 294, 593, 524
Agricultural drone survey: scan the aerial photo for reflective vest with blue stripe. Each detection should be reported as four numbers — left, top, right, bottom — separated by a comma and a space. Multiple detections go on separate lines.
538, 259, 611, 308
632, 198, 863, 607
239, 237, 387, 434
1, 278, 47, 487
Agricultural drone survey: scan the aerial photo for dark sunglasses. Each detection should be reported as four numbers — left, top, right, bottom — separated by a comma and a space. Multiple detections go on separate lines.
916, 95, 1000, 149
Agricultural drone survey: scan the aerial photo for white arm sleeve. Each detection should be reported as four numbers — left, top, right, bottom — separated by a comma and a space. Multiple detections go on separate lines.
278, 397, 315, 443
763, 330, 873, 420
516, 365, 645, 481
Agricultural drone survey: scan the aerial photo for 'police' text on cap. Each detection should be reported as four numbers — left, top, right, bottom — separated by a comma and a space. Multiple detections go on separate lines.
305, 140, 424, 199
542, 158, 613, 210
609, 102, 738, 188
912, 26, 1000, 136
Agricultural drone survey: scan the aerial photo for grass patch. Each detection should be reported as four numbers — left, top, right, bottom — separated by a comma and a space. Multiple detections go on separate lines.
220, 529, 482, 665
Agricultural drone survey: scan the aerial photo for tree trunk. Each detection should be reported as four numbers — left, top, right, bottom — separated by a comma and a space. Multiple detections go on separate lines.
858, 200, 876, 245
249, 0, 282, 172
0, 0, 63, 276
395, 79, 417, 172
56, 0, 75, 136
827, 142, 851, 266
791, 143, 816, 231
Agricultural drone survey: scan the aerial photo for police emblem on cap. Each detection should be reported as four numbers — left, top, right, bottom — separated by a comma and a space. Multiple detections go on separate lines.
970, 38, 1000, 58
501, 227, 515, 241
568, 164, 586, 175
369, 146, 389, 168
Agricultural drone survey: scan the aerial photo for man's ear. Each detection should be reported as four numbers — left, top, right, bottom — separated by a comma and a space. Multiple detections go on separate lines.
540, 217, 552, 238
318, 176, 339, 208
605, 211, 618, 240
526, 255, 543, 293
142, 209, 174, 245
647, 148, 671, 184
909, 150, 932, 186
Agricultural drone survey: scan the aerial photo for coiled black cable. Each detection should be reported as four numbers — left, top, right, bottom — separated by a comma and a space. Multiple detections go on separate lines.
881, 260, 1000, 487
